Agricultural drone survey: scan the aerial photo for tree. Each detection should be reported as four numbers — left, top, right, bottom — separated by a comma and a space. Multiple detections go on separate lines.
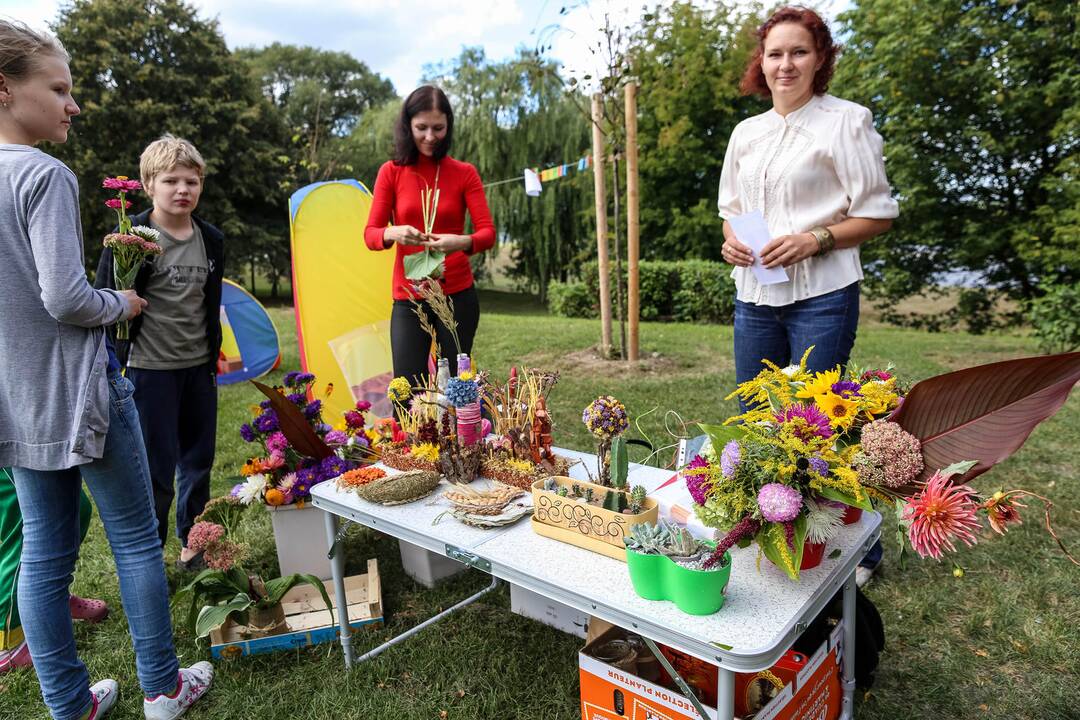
833, 0, 1078, 331
425, 48, 595, 300
52, 0, 291, 289
236, 43, 397, 184
628, 1, 765, 261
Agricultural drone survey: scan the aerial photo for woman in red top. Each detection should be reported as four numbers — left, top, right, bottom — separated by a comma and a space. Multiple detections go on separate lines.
364, 85, 495, 383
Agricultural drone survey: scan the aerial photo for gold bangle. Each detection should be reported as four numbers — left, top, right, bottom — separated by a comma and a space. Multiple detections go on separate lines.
809, 226, 834, 256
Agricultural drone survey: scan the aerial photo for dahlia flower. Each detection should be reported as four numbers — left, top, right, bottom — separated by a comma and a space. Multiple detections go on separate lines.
902, 471, 982, 560
758, 483, 803, 523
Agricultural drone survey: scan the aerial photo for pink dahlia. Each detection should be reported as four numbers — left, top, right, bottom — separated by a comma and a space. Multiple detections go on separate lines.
902, 471, 981, 560
757, 483, 803, 523
774, 403, 834, 441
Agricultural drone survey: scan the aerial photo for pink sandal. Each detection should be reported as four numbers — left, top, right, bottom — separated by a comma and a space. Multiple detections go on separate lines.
0, 641, 32, 673
70, 595, 110, 623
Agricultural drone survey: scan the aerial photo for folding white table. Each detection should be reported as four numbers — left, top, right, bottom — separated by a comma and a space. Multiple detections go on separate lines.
310, 449, 879, 720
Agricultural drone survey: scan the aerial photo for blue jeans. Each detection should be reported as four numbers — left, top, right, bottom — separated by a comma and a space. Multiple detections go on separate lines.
734, 282, 861, 399
11, 369, 178, 720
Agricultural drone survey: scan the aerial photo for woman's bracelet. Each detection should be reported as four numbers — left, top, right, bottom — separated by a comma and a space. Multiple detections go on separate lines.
809, 226, 835, 256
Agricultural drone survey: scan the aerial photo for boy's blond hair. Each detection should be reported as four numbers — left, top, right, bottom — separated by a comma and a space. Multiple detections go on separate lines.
139, 134, 205, 191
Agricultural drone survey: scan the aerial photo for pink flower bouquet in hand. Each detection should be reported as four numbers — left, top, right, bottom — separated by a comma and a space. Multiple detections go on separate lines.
101, 176, 161, 338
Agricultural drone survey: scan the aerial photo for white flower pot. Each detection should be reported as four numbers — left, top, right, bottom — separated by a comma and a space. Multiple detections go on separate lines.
267, 502, 332, 580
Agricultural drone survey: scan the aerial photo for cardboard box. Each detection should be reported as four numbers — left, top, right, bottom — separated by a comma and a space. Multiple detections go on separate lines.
209, 559, 383, 659
510, 585, 590, 638
579, 623, 842, 720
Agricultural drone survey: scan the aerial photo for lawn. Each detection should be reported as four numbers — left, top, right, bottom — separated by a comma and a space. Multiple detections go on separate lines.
4, 290, 1077, 720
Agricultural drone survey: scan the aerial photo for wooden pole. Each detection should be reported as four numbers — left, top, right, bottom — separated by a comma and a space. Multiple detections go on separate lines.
624, 82, 640, 362
591, 93, 613, 358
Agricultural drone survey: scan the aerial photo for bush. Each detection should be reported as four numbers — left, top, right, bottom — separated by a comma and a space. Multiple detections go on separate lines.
1028, 283, 1080, 353
547, 281, 596, 318
565, 259, 736, 324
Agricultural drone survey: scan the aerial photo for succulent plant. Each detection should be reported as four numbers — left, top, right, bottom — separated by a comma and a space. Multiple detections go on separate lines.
628, 485, 647, 514
543, 477, 558, 492
659, 520, 704, 559
584, 487, 595, 503
624, 521, 670, 555
610, 436, 629, 488
557, 486, 569, 497
571, 483, 583, 498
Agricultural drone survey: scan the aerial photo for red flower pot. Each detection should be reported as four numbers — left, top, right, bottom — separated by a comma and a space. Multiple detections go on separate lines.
842, 506, 863, 525
800, 541, 826, 570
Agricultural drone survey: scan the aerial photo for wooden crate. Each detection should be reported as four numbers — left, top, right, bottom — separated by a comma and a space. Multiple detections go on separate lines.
210, 558, 383, 659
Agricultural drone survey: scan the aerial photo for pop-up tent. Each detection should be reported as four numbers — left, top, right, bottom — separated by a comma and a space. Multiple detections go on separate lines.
216, 278, 281, 385
289, 179, 396, 419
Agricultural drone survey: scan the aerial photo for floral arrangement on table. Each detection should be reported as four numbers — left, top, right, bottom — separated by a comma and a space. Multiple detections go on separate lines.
101, 176, 162, 339
236, 371, 378, 506
685, 349, 1080, 580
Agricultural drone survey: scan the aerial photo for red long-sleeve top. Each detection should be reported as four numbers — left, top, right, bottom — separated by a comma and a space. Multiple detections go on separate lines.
364, 153, 496, 300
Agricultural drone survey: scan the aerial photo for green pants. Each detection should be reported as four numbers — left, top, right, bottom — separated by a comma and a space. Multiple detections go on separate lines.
0, 468, 93, 650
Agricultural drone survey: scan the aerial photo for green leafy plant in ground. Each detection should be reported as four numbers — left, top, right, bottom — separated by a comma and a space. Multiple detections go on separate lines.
6, 299, 1077, 720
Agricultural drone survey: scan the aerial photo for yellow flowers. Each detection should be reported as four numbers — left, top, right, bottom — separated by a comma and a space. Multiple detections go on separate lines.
814, 391, 860, 430
410, 443, 439, 462
459, 370, 475, 381
387, 376, 413, 403
797, 369, 840, 400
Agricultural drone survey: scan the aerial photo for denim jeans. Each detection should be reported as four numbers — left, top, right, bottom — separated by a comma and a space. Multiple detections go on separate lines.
11, 369, 178, 720
734, 281, 861, 399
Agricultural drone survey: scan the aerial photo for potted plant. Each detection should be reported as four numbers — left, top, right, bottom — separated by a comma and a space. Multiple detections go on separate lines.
623, 519, 732, 616
531, 476, 657, 560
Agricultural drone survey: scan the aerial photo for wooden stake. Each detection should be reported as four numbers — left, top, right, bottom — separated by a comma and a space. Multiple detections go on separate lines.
591, 93, 613, 358
624, 82, 640, 362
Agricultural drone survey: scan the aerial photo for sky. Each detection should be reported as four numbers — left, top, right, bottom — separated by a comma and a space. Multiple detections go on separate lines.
3, 0, 848, 95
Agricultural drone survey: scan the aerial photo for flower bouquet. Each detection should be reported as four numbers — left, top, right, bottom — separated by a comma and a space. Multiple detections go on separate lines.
101, 176, 162, 339
686, 349, 1080, 579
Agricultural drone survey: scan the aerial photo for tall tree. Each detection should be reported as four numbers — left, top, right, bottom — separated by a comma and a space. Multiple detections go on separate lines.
834, 0, 1078, 330
425, 48, 595, 299
237, 43, 396, 184
51, 0, 291, 288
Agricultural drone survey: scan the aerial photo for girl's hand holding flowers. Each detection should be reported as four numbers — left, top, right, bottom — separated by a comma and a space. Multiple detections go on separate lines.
385, 225, 429, 247
423, 233, 471, 253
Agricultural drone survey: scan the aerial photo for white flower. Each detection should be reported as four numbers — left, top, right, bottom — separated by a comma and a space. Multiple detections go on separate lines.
781, 365, 800, 378
804, 496, 845, 544
129, 225, 161, 242
278, 472, 298, 492
238, 473, 268, 505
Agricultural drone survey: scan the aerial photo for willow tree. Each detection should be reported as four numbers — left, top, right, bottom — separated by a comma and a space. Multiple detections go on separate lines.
425, 48, 594, 300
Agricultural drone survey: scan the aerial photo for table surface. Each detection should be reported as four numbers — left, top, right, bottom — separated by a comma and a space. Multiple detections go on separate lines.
310, 448, 880, 673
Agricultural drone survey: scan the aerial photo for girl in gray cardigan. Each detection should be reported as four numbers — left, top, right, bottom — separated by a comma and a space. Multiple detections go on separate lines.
0, 20, 211, 720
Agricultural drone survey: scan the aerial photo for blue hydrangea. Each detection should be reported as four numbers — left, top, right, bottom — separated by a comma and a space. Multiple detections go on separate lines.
445, 377, 479, 408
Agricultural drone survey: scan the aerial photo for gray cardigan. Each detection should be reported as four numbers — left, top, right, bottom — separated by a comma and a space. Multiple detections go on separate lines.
0, 145, 127, 471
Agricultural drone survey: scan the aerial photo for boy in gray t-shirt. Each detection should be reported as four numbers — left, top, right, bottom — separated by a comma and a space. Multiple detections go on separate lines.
95, 135, 225, 568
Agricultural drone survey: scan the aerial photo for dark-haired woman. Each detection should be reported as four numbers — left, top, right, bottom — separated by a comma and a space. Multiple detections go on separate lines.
364, 85, 495, 385
717, 7, 898, 582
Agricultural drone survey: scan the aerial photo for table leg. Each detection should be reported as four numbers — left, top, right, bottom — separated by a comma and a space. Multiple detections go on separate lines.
717, 667, 736, 720
323, 509, 354, 668
842, 572, 857, 719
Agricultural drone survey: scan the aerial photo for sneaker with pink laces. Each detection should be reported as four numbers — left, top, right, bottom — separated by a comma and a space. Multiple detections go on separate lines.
87, 679, 119, 719
0, 641, 32, 673
70, 595, 110, 623
143, 662, 213, 720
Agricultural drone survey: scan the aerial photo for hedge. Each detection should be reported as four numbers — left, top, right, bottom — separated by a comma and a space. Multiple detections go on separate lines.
547, 259, 736, 324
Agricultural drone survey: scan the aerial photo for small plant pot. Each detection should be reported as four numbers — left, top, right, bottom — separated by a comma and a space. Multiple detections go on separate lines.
625, 545, 732, 616
800, 541, 827, 570
532, 476, 657, 560
841, 506, 863, 525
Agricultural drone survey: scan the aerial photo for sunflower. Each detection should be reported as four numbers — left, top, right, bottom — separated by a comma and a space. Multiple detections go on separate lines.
814, 391, 860, 430
795, 369, 840, 400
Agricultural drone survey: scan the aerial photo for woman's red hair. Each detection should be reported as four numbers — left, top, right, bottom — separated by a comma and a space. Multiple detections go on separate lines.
739, 6, 839, 98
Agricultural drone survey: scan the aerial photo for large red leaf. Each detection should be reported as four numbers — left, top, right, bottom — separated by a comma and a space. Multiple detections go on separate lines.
889, 352, 1080, 487
251, 381, 333, 460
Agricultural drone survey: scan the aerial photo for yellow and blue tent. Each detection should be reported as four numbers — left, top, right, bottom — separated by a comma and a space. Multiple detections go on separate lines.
217, 279, 281, 385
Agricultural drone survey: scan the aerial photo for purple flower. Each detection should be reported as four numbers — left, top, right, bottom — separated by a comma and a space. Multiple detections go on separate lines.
720, 440, 741, 479
295, 372, 315, 385
774, 403, 834, 441
253, 411, 278, 433
758, 483, 803, 523
259, 399, 273, 410
686, 454, 709, 470
230, 483, 244, 498
686, 473, 710, 505
286, 392, 305, 406
239, 423, 256, 442
324, 430, 348, 446
319, 455, 352, 480
302, 400, 322, 420
808, 457, 829, 478
831, 380, 862, 399
266, 431, 289, 454
296, 467, 319, 489
283, 371, 300, 386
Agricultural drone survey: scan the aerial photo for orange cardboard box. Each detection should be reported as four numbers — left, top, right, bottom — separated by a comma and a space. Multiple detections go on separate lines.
579, 624, 843, 720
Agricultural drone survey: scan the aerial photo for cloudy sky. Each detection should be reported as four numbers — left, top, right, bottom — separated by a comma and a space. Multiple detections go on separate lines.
4, 1, 848, 94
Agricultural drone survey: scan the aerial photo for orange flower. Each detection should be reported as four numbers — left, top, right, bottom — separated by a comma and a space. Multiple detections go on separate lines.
338, 466, 386, 489
982, 491, 1025, 535
240, 459, 260, 477
264, 488, 287, 506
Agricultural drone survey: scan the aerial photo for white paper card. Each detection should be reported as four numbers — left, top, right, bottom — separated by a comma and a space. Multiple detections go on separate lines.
729, 210, 789, 285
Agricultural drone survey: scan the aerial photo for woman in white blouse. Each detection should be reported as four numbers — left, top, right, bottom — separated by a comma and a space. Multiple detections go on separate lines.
718, 6, 898, 390
718, 6, 898, 583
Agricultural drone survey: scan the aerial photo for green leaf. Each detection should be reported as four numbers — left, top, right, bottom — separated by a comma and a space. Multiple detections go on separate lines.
816, 486, 874, 512
263, 573, 335, 625
404, 249, 445, 280
757, 517, 807, 581
610, 437, 629, 487
195, 594, 253, 639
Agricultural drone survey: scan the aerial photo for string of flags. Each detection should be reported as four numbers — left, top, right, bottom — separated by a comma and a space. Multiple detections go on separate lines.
524, 155, 591, 196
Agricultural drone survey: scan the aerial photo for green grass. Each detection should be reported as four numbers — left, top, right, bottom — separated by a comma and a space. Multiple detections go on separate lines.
4, 291, 1077, 719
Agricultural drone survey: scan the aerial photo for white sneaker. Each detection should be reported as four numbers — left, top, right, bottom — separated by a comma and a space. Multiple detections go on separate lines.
88, 679, 119, 719
143, 662, 213, 720
855, 565, 876, 588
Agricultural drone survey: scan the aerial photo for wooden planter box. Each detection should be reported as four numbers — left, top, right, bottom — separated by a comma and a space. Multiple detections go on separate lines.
531, 476, 658, 561
209, 559, 383, 659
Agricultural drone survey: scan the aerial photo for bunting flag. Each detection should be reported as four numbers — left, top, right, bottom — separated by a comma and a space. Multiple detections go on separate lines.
534, 155, 591, 184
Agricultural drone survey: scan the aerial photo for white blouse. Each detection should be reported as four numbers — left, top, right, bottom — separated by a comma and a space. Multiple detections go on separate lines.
717, 94, 899, 307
